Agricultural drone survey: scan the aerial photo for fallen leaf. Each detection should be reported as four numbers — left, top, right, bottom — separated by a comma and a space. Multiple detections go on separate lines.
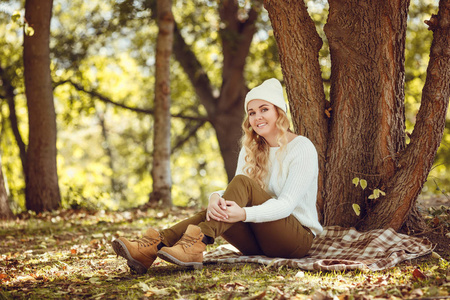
90, 239, 100, 247
432, 252, 442, 259
16, 275, 36, 282
433, 217, 440, 226
295, 271, 305, 278
410, 288, 424, 297
412, 268, 427, 280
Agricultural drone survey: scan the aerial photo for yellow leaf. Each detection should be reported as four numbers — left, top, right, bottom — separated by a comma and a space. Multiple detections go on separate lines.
373, 189, 380, 198
431, 252, 442, 259
12, 11, 21, 22
352, 178, 359, 187
352, 204, 360, 216
25, 25, 34, 36
360, 179, 367, 190
368, 194, 375, 200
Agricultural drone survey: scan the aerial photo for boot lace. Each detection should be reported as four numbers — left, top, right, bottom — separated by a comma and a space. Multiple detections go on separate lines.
132, 234, 161, 248
175, 234, 200, 248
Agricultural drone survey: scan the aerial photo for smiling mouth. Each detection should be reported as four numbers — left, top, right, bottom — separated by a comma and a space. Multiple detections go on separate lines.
257, 123, 267, 128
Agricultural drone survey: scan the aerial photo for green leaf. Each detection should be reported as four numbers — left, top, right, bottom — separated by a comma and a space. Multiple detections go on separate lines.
373, 189, 380, 198
352, 204, 360, 216
379, 190, 386, 196
360, 179, 368, 190
12, 11, 21, 23
25, 25, 34, 36
368, 194, 375, 200
352, 177, 359, 187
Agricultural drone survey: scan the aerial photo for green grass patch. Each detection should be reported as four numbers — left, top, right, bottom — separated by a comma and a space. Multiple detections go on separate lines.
1, 208, 449, 299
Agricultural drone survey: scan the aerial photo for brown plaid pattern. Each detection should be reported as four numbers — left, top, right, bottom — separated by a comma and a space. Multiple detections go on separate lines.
203, 226, 434, 271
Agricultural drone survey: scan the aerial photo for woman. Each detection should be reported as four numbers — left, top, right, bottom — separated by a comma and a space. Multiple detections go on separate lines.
112, 78, 323, 274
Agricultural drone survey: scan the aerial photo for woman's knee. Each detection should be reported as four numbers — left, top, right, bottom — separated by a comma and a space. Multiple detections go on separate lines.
230, 174, 251, 185
228, 174, 258, 190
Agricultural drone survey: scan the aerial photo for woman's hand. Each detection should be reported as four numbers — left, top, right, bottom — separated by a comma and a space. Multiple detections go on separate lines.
206, 193, 228, 221
220, 201, 246, 223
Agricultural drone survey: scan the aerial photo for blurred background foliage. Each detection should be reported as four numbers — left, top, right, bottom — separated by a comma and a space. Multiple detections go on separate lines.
0, 0, 447, 213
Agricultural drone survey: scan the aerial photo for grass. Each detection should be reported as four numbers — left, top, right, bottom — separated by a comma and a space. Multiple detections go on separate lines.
1, 207, 449, 299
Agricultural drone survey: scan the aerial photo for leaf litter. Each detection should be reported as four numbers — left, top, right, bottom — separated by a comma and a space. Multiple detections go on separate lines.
0, 206, 449, 299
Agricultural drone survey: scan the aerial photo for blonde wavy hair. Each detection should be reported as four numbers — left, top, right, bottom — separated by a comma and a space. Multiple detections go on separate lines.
241, 106, 291, 189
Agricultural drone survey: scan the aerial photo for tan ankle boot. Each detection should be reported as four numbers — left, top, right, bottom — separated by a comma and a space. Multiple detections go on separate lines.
112, 228, 161, 274
157, 225, 206, 269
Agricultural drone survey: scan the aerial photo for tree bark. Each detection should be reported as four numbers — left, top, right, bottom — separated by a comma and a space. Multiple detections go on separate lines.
0, 156, 13, 220
24, 0, 61, 212
266, 0, 449, 232
264, 0, 329, 222
361, 0, 450, 231
322, 0, 409, 228
149, 0, 174, 207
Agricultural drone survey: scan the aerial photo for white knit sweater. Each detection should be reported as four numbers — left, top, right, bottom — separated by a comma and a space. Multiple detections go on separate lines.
212, 136, 323, 236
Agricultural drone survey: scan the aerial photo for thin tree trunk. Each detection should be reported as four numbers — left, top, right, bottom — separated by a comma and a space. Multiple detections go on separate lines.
149, 0, 174, 207
0, 156, 13, 220
96, 107, 122, 199
264, 0, 329, 221
24, 0, 61, 212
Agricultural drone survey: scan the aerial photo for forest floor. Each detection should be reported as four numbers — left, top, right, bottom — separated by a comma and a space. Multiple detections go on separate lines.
1, 196, 449, 300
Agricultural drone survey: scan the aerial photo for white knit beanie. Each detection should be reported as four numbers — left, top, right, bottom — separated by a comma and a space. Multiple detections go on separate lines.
244, 78, 287, 114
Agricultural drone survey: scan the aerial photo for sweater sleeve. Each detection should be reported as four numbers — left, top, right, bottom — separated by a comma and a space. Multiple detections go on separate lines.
243, 139, 318, 223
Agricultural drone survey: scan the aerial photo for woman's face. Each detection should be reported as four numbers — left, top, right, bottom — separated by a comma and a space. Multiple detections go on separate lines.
247, 99, 279, 142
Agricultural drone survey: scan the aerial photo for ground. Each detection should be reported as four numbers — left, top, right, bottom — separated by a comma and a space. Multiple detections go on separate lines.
417, 195, 450, 261
0, 197, 449, 299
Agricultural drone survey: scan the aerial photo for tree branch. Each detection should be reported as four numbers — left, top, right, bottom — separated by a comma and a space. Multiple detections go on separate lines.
54, 79, 209, 122
172, 24, 217, 116
0, 65, 27, 172
171, 120, 207, 153
217, 0, 259, 113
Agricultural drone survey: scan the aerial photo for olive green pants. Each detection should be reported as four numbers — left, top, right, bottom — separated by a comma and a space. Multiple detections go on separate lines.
160, 175, 314, 259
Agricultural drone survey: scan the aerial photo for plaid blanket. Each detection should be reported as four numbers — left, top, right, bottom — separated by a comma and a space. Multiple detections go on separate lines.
203, 226, 434, 271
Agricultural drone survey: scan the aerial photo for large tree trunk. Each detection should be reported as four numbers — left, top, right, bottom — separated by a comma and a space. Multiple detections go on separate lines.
24, 0, 61, 212
0, 156, 13, 220
265, 0, 450, 231
264, 0, 329, 222
322, 0, 409, 228
149, 0, 174, 207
